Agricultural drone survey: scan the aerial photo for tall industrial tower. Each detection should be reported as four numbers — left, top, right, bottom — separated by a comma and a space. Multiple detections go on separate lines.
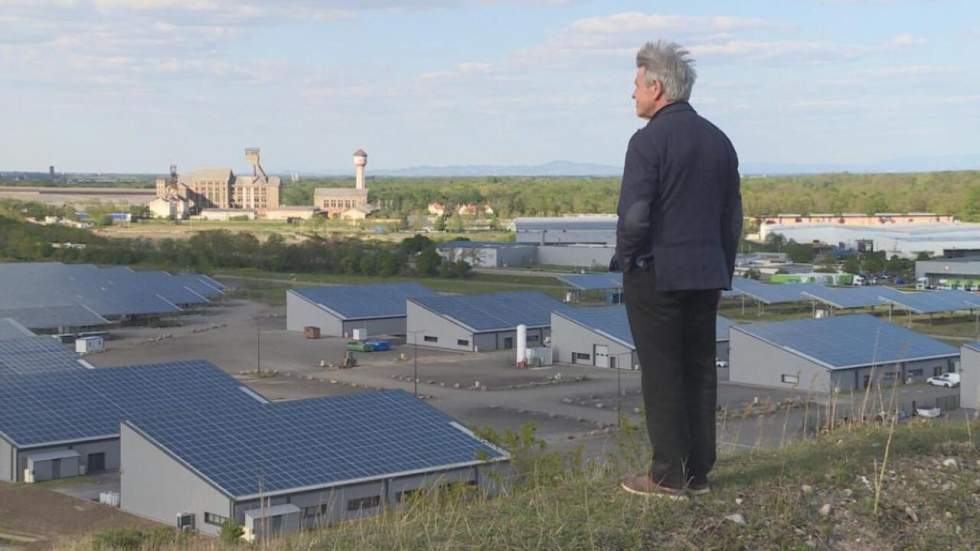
353, 149, 367, 190
245, 147, 268, 183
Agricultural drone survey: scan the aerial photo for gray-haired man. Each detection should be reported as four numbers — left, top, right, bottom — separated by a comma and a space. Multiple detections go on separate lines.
614, 41, 742, 498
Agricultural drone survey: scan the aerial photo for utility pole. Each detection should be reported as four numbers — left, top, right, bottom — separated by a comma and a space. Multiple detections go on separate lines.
256, 316, 261, 375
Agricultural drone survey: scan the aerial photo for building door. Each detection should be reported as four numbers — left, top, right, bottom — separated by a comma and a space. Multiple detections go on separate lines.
51, 459, 61, 479
934, 366, 943, 376
87, 453, 106, 473
594, 345, 609, 368
503, 337, 514, 349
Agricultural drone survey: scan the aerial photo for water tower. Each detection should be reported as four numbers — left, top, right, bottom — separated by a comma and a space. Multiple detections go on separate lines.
353, 149, 367, 190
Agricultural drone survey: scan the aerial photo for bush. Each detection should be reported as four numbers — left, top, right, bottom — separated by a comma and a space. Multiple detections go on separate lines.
92, 528, 146, 550
220, 519, 244, 545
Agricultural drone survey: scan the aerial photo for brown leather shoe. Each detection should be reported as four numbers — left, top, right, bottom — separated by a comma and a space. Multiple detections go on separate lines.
620, 474, 688, 500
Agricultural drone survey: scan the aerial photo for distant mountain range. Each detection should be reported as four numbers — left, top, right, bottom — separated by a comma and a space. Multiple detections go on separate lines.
372, 160, 623, 177
308, 154, 980, 177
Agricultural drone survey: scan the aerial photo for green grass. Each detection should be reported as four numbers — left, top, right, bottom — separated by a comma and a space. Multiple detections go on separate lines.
68, 415, 980, 550
215, 268, 567, 305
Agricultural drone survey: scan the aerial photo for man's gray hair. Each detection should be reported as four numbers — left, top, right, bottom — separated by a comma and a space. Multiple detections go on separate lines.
636, 40, 697, 102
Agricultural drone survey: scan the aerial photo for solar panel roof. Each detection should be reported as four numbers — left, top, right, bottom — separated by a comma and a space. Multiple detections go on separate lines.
0, 262, 182, 318
557, 273, 623, 290
0, 360, 258, 447
0, 318, 34, 340
801, 286, 890, 309
877, 288, 980, 314
411, 291, 567, 332
554, 306, 735, 347
964, 342, 980, 353
127, 389, 508, 498
731, 277, 820, 304
173, 274, 225, 298
100, 267, 210, 306
292, 283, 437, 320
0, 305, 109, 330
732, 314, 958, 370
0, 336, 86, 375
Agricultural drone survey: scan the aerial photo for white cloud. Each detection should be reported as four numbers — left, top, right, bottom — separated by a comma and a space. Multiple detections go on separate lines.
568, 13, 779, 34
889, 32, 926, 47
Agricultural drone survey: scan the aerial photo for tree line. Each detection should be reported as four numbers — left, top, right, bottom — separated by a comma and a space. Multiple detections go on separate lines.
282, 171, 980, 222
0, 211, 471, 279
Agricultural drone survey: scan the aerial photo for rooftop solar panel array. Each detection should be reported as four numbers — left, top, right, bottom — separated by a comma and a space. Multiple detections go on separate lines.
732, 314, 958, 369
100, 267, 210, 306
557, 273, 623, 291
555, 306, 735, 347
0, 262, 221, 321
731, 277, 821, 304
801, 286, 890, 309
0, 336, 86, 375
292, 283, 438, 320
128, 389, 507, 498
411, 291, 567, 332
0, 305, 109, 331
555, 306, 634, 347
0, 361, 259, 447
877, 288, 980, 314
174, 274, 225, 298
0, 318, 34, 340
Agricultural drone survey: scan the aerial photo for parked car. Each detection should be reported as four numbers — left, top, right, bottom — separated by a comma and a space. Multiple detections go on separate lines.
346, 340, 374, 352
926, 373, 960, 388
715, 359, 729, 369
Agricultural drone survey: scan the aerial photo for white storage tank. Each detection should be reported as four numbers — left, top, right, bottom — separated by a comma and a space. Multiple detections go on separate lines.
516, 324, 527, 368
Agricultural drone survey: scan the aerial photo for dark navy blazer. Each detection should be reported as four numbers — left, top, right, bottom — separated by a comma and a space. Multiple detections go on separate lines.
613, 101, 742, 291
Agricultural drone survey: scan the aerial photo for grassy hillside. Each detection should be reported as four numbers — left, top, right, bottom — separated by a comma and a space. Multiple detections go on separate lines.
68, 414, 979, 550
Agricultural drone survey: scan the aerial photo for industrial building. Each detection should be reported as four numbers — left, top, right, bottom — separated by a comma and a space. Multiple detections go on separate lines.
314, 149, 376, 219
437, 240, 615, 270
549, 306, 734, 372
406, 291, 566, 352
762, 223, 980, 259
0, 263, 224, 331
961, 343, 980, 410
557, 273, 623, 304
286, 283, 437, 338
729, 314, 959, 393
154, 148, 282, 215
0, 356, 508, 538
756, 213, 954, 241
121, 389, 508, 538
511, 216, 616, 246
436, 241, 538, 268
916, 255, 980, 289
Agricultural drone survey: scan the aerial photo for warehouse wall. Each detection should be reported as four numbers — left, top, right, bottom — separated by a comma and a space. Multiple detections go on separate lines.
962, 346, 980, 410
549, 314, 635, 369
406, 302, 475, 351
729, 329, 832, 393
120, 424, 232, 537
536, 245, 616, 268
14, 439, 118, 483
495, 247, 537, 267
0, 437, 12, 482
286, 292, 343, 336
341, 317, 407, 338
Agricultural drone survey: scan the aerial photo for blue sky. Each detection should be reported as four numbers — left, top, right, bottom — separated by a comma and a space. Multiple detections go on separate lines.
1, 0, 978, 173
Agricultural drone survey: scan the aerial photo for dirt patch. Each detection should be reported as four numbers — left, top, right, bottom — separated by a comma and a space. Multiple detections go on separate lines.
0, 483, 161, 550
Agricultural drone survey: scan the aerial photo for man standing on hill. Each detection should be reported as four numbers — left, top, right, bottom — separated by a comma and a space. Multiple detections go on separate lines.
614, 41, 742, 499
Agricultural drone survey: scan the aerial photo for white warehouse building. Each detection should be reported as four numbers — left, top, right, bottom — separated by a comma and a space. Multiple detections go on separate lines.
765, 224, 980, 259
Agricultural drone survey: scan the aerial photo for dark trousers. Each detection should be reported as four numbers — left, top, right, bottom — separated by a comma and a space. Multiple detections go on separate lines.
624, 267, 718, 489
